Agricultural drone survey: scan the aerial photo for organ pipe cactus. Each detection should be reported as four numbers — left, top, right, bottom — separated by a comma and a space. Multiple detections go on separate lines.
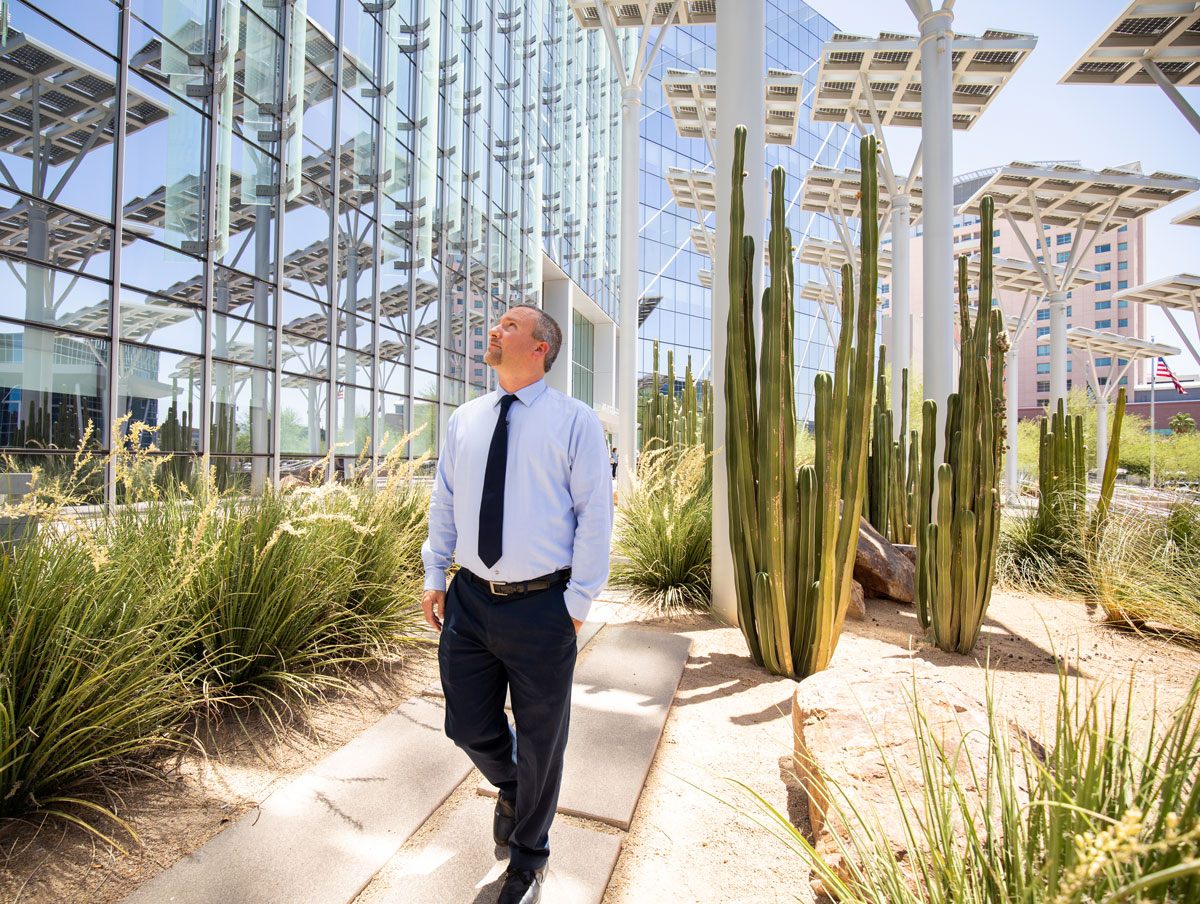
725, 127, 878, 678
1094, 387, 1127, 532
867, 353, 918, 544
914, 195, 1007, 654
1039, 398, 1087, 532
639, 340, 709, 452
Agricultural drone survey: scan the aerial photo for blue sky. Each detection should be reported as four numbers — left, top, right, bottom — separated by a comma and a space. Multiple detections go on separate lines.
809, 0, 1200, 370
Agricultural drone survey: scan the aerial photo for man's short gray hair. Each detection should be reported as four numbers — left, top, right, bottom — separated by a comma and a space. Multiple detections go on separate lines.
513, 303, 562, 373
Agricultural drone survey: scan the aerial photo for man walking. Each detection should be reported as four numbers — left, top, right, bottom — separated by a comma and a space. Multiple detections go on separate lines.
421, 304, 612, 904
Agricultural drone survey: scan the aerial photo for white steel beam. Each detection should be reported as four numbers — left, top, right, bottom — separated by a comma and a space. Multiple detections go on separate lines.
916, 2, 956, 449
713, 0, 765, 628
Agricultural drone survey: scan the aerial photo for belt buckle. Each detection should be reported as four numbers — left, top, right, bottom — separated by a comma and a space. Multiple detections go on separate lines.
488, 579, 505, 596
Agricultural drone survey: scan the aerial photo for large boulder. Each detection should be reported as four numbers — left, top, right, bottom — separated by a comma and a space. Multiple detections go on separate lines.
844, 579, 866, 621
791, 661, 1030, 894
855, 518, 915, 602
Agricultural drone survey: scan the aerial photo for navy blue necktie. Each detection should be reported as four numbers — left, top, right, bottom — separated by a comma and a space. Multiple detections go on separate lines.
478, 393, 518, 568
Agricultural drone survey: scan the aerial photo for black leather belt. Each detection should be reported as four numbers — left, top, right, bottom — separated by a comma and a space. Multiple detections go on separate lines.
465, 568, 571, 597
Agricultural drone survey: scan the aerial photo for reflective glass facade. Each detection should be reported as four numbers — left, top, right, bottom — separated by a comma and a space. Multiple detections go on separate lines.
637, 3, 857, 424
1, 0, 621, 498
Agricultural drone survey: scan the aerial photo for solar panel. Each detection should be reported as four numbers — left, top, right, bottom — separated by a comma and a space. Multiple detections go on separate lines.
814, 29, 1035, 131
1061, 1, 1200, 87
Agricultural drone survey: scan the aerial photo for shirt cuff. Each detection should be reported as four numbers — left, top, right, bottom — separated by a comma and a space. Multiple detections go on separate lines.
423, 569, 447, 593
563, 585, 592, 623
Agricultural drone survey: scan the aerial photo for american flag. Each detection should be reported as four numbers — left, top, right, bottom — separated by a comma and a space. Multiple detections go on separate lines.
1156, 357, 1188, 395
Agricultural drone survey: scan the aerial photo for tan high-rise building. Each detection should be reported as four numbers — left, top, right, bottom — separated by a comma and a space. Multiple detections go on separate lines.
881, 167, 1148, 420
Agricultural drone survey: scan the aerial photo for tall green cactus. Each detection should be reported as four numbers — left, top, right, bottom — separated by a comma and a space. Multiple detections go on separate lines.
867, 358, 918, 546
1094, 387, 1127, 532
1039, 398, 1087, 533
639, 340, 709, 454
725, 127, 878, 678
913, 195, 1007, 655
868, 347, 892, 533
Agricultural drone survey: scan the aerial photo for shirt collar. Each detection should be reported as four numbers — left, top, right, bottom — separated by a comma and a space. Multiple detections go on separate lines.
493, 377, 546, 409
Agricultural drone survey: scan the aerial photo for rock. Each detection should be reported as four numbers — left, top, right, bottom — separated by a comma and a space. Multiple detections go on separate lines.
278, 475, 310, 493
845, 579, 866, 621
895, 543, 917, 566
791, 662, 1030, 894
855, 517, 915, 603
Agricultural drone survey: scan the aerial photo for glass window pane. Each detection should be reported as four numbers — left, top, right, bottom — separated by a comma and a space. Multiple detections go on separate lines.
116, 344, 201, 455
281, 332, 328, 378
0, 322, 108, 451
279, 374, 327, 455
120, 287, 202, 353
212, 312, 274, 368
209, 360, 271, 455
0, 260, 111, 335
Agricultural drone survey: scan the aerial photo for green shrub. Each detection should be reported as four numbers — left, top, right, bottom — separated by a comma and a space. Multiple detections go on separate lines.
744, 670, 1200, 903
0, 532, 193, 832
611, 445, 712, 616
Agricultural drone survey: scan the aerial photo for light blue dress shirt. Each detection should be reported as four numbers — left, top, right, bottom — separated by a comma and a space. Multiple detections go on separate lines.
421, 378, 613, 622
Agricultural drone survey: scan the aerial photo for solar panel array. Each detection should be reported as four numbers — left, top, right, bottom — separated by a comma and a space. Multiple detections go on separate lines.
1061, 1, 1200, 87
813, 29, 1036, 131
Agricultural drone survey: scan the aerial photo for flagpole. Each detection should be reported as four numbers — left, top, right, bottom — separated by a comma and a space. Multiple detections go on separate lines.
1150, 358, 1157, 490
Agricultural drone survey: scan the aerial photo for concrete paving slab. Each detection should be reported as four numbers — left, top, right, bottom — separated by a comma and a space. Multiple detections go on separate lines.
122, 696, 471, 904
481, 626, 691, 830
371, 797, 620, 904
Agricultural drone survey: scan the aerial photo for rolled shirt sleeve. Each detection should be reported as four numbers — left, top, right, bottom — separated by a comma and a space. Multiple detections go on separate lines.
421, 412, 458, 593
563, 408, 614, 622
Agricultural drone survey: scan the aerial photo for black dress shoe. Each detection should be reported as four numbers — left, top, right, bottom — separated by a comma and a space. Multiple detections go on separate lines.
493, 795, 517, 846
497, 864, 546, 904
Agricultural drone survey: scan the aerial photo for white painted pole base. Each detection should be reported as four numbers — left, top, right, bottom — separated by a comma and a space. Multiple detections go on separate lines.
916, 8, 955, 453
1005, 347, 1019, 501
1048, 291, 1068, 410
616, 85, 642, 499
890, 195, 912, 436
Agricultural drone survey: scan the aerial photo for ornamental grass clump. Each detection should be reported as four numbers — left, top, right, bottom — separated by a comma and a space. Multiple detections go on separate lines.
0, 531, 194, 835
1079, 506, 1200, 644
741, 670, 1200, 904
611, 444, 712, 616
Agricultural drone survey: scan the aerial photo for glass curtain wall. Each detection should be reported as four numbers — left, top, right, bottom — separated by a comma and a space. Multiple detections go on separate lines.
0, 0, 620, 500
637, 3, 857, 428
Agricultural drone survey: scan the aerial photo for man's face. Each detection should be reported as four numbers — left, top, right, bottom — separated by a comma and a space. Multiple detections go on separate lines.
485, 307, 545, 370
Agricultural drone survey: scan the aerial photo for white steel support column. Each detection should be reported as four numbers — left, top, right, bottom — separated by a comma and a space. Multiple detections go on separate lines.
1096, 395, 1109, 475
1049, 290, 1068, 407
1005, 346, 1020, 493
713, 0, 765, 627
616, 84, 641, 493
913, 3, 955, 445
890, 194, 911, 434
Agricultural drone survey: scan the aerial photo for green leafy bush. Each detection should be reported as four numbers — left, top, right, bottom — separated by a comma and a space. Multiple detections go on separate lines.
611, 445, 712, 616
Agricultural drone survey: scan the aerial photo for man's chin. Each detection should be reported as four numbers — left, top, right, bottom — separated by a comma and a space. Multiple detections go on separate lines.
484, 350, 500, 366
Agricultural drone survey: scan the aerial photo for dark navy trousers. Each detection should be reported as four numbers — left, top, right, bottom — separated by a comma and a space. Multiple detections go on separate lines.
438, 571, 577, 870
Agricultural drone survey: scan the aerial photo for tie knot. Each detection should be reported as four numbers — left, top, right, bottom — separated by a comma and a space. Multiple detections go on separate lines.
499, 393, 518, 413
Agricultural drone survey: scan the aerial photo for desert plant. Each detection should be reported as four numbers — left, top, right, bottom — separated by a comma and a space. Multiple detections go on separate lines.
739, 670, 1200, 904
0, 531, 194, 835
610, 444, 712, 615
725, 127, 877, 677
868, 351, 917, 545
640, 341, 709, 453
913, 198, 1006, 655
1094, 387, 1128, 533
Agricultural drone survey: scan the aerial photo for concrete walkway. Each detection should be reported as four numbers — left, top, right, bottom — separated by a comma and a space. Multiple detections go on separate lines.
122, 594, 691, 904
